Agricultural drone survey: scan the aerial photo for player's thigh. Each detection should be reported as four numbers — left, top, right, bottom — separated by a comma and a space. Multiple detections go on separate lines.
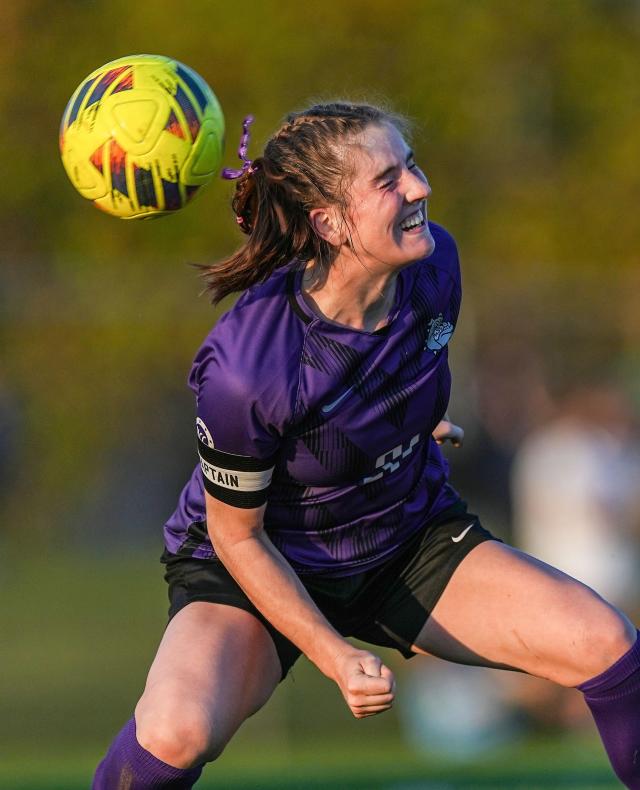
135, 601, 282, 764
412, 541, 636, 687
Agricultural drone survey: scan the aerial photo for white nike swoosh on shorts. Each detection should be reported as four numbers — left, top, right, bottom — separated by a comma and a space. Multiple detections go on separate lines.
450, 523, 474, 543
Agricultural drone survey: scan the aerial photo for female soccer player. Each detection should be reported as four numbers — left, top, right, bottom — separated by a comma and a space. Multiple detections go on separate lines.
94, 103, 640, 789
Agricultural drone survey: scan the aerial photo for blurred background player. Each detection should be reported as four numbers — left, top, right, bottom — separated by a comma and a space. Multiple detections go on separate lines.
508, 381, 640, 730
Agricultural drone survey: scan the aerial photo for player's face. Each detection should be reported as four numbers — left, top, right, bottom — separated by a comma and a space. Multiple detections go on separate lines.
341, 123, 434, 270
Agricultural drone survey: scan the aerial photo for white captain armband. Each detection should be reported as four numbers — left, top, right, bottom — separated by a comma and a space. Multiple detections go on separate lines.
197, 437, 276, 508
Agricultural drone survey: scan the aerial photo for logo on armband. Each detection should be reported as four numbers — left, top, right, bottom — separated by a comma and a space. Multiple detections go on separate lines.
196, 417, 214, 448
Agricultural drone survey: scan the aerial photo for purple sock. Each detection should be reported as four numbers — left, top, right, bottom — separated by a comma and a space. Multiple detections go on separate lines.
578, 631, 640, 789
92, 717, 204, 789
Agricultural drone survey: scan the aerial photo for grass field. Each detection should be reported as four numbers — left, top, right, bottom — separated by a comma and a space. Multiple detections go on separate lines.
0, 552, 619, 789
0, 734, 619, 789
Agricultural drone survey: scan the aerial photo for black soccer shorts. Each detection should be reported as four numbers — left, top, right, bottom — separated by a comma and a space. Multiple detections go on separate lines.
161, 501, 498, 679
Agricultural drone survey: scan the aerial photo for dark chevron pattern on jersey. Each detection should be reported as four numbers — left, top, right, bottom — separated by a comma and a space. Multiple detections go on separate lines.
302, 337, 419, 431
301, 332, 415, 430
296, 407, 371, 476
268, 474, 338, 532
314, 425, 370, 475
289, 502, 338, 533
355, 362, 415, 430
176, 519, 211, 558
318, 505, 404, 563
302, 333, 365, 377
359, 474, 388, 503
432, 374, 450, 429
449, 276, 462, 324
408, 265, 442, 350
300, 349, 324, 370
411, 264, 441, 321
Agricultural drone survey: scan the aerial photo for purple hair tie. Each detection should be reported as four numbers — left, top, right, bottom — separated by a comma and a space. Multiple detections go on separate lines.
221, 115, 256, 179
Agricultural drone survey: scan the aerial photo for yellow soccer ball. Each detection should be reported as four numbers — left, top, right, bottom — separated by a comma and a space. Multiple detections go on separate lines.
60, 54, 225, 218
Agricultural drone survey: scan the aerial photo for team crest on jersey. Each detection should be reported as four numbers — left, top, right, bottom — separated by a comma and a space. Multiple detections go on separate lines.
425, 313, 454, 354
196, 417, 214, 448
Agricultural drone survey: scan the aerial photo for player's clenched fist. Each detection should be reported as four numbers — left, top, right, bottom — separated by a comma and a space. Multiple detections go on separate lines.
332, 648, 396, 718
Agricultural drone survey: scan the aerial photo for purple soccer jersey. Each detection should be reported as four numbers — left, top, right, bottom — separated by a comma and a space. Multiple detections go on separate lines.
164, 222, 462, 576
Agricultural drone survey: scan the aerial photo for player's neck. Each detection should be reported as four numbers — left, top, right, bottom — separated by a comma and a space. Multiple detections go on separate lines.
302, 257, 398, 332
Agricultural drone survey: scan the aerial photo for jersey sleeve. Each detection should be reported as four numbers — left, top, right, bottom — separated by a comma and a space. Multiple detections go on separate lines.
193, 349, 282, 509
432, 223, 462, 324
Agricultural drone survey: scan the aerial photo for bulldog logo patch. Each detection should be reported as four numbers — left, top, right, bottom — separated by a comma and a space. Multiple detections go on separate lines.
425, 313, 454, 353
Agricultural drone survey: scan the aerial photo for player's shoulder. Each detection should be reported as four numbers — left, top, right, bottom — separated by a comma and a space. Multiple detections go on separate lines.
419, 222, 460, 278
429, 222, 459, 255
190, 264, 304, 397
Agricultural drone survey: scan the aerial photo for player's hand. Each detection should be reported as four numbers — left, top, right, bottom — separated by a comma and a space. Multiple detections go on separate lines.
332, 647, 396, 718
432, 418, 464, 447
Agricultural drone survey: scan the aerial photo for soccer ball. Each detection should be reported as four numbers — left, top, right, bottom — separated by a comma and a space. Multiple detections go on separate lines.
59, 54, 225, 219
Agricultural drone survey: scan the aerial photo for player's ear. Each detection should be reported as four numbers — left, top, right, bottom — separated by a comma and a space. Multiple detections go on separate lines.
309, 207, 344, 246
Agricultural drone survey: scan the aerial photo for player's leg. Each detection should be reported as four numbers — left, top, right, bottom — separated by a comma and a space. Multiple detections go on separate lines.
411, 540, 640, 788
411, 541, 633, 681
93, 601, 283, 789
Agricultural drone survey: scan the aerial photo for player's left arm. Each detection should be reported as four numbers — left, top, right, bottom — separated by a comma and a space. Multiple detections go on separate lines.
432, 412, 464, 447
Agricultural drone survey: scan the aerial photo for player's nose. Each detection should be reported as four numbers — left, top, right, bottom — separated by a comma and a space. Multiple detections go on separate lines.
406, 170, 431, 203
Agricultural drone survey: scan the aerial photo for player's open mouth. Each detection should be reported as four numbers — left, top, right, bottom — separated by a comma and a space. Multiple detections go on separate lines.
399, 207, 425, 232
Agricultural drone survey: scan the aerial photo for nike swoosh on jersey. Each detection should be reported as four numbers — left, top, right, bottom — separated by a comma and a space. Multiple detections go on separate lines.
321, 386, 354, 414
451, 523, 474, 543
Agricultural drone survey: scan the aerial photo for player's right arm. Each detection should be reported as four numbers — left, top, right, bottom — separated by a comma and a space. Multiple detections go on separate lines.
192, 327, 394, 716
206, 492, 395, 718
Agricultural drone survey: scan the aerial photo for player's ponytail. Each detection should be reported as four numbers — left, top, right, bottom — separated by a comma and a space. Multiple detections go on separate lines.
199, 102, 409, 304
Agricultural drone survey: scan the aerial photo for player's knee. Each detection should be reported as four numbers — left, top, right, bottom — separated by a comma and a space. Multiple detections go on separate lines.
582, 605, 636, 679
136, 704, 224, 768
556, 589, 636, 687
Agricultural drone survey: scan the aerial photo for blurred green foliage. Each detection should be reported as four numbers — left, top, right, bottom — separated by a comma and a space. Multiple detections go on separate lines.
1, 0, 640, 545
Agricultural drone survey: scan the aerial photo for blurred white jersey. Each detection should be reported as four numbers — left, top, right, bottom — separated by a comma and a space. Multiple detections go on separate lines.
511, 420, 639, 605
